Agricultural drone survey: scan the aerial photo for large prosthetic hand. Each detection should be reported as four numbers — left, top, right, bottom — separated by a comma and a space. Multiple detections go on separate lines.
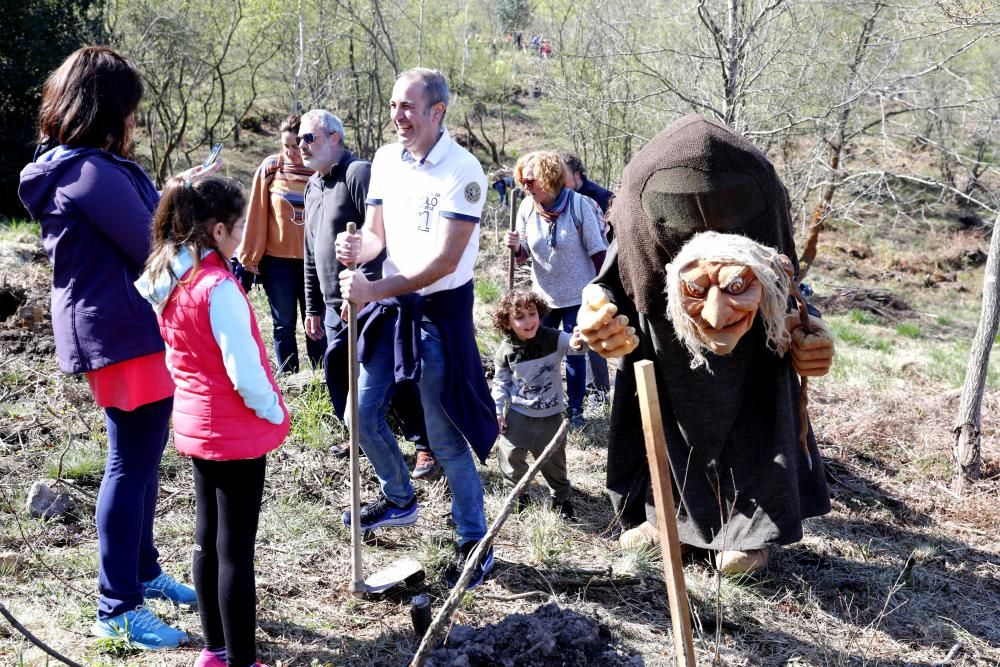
577, 284, 640, 359
787, 314, 834, 377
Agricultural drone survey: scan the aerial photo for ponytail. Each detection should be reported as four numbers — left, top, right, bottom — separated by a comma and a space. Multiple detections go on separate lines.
145, 176, 246, 283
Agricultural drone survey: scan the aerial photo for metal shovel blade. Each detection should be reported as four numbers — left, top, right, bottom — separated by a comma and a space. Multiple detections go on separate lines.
364, 557, 425, 594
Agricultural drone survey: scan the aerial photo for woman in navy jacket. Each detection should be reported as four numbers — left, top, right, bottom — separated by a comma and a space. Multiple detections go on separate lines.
18, 46, 212, 650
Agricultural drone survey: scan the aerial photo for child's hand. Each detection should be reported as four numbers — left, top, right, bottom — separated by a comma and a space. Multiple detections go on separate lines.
569, 327, 587, 350
496, 414, 507, 434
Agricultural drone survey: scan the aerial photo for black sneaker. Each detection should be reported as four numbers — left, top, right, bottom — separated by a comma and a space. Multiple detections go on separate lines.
445, 539, 495, 590
546, 496, 576, 521
342, 495, 418, 530
567, 409, 585, 429
330, 442, 366, 459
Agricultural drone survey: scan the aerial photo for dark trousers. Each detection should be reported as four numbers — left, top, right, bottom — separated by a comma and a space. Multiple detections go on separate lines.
192, 456, 266, 666
258, 255, 326, 373
96, 397, 173, 619
323, 306, 431, 453
543, 306, 586, 413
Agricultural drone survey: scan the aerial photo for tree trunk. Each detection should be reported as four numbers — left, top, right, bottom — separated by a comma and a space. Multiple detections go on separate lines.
953, 214, 1000, 490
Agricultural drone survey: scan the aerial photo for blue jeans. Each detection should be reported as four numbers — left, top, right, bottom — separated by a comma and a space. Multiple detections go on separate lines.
96, 397, 173, 619
543, 306, 586, 413
588, 350, 610, 392
349, 320, 485, 544
258, 255, 326, 373
326, 306, 431, 452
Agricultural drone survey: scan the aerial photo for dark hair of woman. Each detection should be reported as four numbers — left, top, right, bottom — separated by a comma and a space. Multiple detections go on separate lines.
279, 114, 301, 134
37, 46, 144, 157
145, 176, 246, 284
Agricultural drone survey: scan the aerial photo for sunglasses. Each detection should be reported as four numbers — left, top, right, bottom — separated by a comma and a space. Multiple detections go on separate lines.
520, 178, 537, 188
297, 132, 325, 144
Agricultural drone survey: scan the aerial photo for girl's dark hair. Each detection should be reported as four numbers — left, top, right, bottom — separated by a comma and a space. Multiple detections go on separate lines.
37, 46, 144, 157
279, 114, 301, 134
492, 289, 550, 334
145, 176, 246, 283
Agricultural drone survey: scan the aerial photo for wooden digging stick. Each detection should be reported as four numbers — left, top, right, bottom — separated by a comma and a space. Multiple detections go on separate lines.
409, 421, 570, 667
346, 221, 365, 597
634, 360, 696, 667
507, 188, 518, 289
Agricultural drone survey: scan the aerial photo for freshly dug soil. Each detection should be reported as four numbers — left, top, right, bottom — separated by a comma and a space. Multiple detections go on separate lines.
421, 603, 643, 666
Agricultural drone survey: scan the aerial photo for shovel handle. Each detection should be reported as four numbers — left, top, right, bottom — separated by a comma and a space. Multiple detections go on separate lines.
346, 221, 365, 596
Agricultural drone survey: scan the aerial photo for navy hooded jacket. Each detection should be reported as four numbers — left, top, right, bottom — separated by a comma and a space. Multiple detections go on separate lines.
18, 146, 166, 373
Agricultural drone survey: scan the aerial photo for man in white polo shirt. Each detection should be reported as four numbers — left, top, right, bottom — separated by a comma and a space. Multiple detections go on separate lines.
335, 67, 498, 589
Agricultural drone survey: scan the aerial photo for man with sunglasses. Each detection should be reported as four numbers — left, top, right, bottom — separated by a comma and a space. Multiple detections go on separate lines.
298, 109, 435, 475
335, 68, 498, 590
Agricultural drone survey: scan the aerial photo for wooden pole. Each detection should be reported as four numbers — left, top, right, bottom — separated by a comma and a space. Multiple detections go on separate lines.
346, 221, 365, 597
634, 360, 696, 667
507, 188, 518, 289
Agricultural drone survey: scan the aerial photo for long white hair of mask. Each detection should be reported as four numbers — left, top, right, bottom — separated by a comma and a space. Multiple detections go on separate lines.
665, 231, 792, 370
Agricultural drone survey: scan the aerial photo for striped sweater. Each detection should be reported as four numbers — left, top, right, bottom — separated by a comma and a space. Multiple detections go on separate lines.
237, 154, 314, 265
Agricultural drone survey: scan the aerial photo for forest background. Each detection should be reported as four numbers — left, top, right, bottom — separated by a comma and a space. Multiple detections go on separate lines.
2, 0, 998, 233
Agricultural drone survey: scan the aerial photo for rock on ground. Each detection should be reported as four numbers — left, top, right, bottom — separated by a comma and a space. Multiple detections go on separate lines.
26, 480, 74, 520
420, 603, 643, 667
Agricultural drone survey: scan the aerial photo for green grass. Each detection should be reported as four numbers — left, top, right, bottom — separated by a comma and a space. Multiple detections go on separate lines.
0, 219, 40, 242
829, 319, 894, 353
474, 278, 503, 304
847, 309, 879, 326
286, 377, 343, 449
895, 322, 922, 339
45, 443, 105, 484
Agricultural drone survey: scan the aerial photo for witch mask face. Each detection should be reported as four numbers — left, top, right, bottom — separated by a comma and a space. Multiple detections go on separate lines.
678, 260, 763, 355
665, 231, 793, 370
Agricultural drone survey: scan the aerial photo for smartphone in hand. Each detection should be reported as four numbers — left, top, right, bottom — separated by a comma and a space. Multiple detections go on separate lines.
202, 143, 224, 169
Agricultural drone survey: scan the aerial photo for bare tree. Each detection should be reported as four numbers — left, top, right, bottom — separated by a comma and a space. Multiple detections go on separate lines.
953, 214, 999, 489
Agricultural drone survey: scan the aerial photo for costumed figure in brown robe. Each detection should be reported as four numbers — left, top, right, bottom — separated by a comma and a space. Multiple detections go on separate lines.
578, 114, 835, 575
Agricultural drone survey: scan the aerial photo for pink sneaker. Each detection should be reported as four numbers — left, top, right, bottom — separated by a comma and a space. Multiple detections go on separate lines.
193, 649, 226, 667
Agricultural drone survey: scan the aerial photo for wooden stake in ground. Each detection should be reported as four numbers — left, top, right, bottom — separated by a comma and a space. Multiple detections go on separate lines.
634, 360, 696, 667
954, 213, 1000, 489
409, 420, 569, 667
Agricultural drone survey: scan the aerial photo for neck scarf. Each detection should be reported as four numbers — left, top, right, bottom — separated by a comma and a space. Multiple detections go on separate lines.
533, 187, 571, 247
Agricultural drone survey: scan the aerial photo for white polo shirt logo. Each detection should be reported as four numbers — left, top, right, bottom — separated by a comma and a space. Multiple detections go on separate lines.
417, 193, 441, 232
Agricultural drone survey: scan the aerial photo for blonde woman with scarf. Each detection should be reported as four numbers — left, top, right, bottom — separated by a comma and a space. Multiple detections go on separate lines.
506, 151, 607, 428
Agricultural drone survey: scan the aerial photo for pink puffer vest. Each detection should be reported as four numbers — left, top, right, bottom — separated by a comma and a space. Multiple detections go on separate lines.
158, 252, 289, 460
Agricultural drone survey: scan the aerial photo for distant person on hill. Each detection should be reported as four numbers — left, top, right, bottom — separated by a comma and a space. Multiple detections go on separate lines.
491, 289, 587, 520
297, 108, 438, 480
18, 45, 204, 649
137, 176, 289, 667
237, 114, 325, 374
506, 150, 607, 428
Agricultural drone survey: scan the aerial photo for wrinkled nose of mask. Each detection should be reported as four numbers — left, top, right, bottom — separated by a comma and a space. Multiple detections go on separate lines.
700, 287, 731, 330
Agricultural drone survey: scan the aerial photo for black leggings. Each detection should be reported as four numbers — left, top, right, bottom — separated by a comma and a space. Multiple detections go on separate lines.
192, 456, 266, 666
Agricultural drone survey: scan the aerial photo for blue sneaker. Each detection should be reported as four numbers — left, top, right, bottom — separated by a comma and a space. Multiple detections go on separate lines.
143, 572, 197, 606
445, 540, 495, 590
342, 495, 418, 531
91, 606, 188, 649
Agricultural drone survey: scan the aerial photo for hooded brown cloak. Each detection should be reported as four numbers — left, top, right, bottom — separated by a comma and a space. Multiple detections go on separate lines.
601, 114, 830, 550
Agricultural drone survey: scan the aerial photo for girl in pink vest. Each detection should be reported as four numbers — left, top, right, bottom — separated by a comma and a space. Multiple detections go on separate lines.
137, 176, 289, 667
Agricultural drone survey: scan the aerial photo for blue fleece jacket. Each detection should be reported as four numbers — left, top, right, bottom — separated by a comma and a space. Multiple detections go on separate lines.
18, 146, 165, 373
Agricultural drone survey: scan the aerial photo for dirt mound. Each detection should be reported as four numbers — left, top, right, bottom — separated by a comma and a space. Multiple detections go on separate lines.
421, 603, 643, 666
809, 287, 911, 320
